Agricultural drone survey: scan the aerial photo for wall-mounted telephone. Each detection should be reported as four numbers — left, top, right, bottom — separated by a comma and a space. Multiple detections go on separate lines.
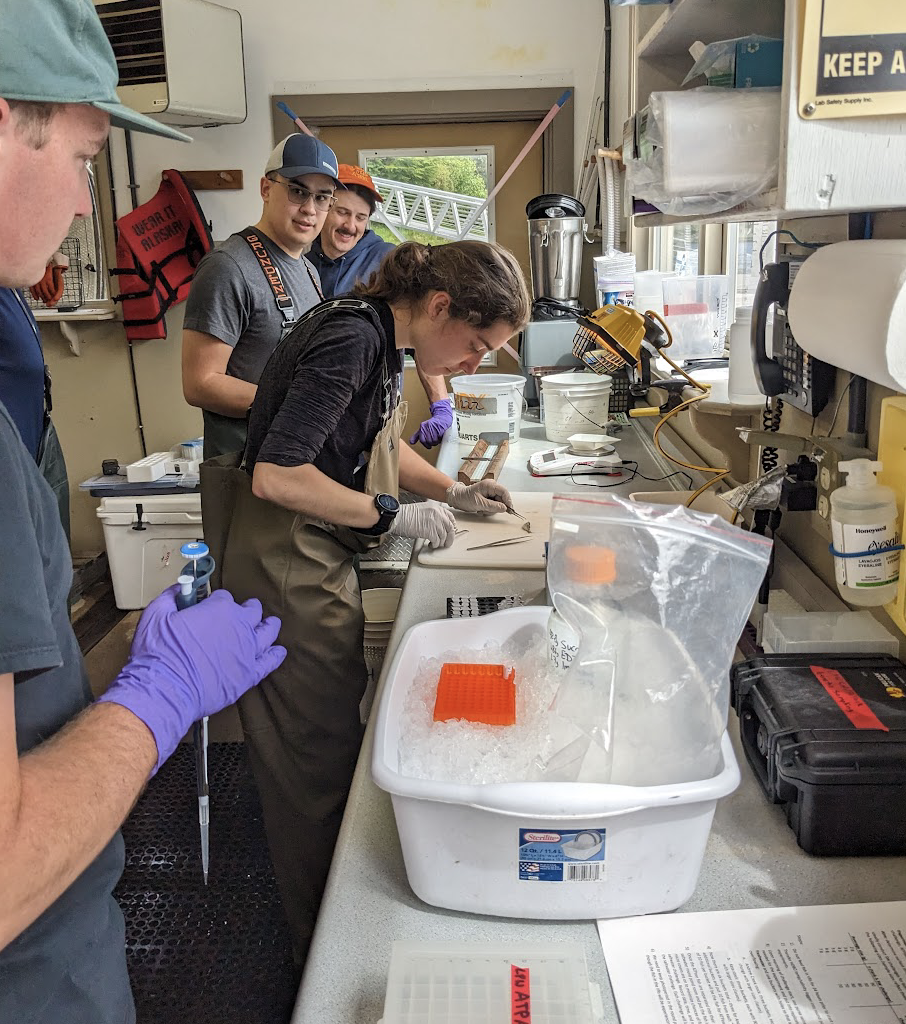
751, 257, 836, 417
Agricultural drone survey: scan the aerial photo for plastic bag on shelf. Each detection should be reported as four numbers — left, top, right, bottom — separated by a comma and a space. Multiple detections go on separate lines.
535, 494, 771, 786
626, 87, 781, 216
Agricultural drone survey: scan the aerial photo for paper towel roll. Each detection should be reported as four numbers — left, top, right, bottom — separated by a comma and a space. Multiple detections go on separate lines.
787, 240, 906, 394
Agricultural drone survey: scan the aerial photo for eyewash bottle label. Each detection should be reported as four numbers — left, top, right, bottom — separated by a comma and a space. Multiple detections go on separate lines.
518, 828, 607, 882
830, 459, 901, 607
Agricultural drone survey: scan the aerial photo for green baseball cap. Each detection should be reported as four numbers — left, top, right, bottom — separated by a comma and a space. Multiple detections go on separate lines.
2, 0, 191, 142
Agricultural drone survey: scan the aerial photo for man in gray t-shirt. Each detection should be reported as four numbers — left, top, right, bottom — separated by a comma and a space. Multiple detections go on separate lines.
182, 134, 342, 459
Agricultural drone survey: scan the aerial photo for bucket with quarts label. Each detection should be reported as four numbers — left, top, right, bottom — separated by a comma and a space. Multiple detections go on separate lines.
450, 374, 526, 444
539, 371, 612, 443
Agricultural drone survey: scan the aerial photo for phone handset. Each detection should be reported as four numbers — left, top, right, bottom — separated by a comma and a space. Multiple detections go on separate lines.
750, 261, 790, 397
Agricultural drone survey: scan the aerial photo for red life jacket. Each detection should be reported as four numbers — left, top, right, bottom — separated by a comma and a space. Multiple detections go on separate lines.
112, 169, 213, 340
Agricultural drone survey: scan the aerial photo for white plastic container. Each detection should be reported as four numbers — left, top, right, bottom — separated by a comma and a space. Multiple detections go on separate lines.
634, 270, 675, 319
830, 459, 900, 607
539, 371, 612, 443
96, 493, 204, 609
381, 940, 602, 1024
371, 606, 741, 920
762, 610, 900, 656
450, 373, 526, 444
727, 305, 763, 405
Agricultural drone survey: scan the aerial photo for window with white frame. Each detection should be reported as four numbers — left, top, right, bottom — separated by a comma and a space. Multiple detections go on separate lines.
360, 146, 498, 365
359, 147, 495, 245
650, 223, 701, 276
725, 221, 777, 312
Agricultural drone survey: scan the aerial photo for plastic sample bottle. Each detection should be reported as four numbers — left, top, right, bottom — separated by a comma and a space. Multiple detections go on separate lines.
830, 459, 900, 607
547, 546, 616, 672
727, 304, 763, 404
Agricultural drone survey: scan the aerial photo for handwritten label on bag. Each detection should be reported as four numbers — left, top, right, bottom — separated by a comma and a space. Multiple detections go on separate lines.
810, 665, 889, 730
511, 965, 532, 1023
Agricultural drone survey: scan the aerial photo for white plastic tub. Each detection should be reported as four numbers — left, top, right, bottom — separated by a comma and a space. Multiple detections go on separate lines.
450, 373, 526, 444
371, 606, 740, 920
539, 371, 612, 442
97, 493, 203, 609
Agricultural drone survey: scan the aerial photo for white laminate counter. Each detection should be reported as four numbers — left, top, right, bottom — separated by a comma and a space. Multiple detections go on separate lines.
291, 420, 906, 1024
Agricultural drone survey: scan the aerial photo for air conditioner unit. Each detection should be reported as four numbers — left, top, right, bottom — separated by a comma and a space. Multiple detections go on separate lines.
94, 0, 247, 127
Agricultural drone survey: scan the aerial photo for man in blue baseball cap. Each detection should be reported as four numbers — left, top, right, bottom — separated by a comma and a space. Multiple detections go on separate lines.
0, 3, 287, 1021
182, 133, 342, 459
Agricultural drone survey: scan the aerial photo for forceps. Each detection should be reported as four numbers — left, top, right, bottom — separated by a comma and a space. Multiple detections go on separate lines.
466, 535, 532, 551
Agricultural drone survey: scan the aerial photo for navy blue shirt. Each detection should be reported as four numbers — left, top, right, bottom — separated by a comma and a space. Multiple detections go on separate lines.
309, 230, 395, 297
0, 288, 46, 459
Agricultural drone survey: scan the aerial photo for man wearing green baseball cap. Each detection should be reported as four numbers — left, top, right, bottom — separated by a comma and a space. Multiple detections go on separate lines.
0, 0, 191, 289
0, 3, 289, 1022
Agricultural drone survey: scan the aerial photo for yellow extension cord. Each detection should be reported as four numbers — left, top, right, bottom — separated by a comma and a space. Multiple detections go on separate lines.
635, 311, 738, 523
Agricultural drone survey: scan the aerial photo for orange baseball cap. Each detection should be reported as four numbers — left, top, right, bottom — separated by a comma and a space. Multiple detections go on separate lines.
337, 164, 384, 205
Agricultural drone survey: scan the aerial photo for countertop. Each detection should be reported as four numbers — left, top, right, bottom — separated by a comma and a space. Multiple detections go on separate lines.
291, 419, 906, 1024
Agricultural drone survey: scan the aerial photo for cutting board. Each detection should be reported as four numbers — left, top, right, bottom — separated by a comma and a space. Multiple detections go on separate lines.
418, 492, 552, 569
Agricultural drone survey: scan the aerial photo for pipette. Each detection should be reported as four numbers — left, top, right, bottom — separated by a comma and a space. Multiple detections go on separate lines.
177, 541, 216, 885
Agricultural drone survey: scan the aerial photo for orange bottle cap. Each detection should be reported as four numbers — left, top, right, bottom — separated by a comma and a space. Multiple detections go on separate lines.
565, 545, 616, 584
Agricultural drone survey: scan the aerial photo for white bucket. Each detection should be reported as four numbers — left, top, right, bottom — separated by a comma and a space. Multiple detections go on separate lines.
371, 607, 740, 920
450, 373, 526, 444
539, 371, 613, 442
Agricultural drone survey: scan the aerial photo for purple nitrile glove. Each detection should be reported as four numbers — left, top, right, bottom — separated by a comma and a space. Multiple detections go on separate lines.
97, 584, 286, 774
409, 399, 453, 448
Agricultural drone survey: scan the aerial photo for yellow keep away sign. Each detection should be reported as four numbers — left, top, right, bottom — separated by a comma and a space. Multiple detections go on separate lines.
800, 0, 906, 118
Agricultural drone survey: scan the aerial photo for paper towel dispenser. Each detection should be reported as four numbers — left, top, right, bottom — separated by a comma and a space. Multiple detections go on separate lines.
787, 240, 906, 396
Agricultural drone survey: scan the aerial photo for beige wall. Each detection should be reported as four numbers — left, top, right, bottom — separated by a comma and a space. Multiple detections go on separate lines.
45, 306, 201, 553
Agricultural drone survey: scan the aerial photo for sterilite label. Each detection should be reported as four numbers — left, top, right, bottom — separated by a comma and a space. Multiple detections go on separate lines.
518, 827, 607, 882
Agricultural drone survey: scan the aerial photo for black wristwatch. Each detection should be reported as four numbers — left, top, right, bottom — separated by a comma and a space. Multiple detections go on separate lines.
356, 492, 400, 536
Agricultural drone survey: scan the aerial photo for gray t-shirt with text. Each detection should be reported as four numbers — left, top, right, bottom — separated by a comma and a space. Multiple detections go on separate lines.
183, 229, 323, 458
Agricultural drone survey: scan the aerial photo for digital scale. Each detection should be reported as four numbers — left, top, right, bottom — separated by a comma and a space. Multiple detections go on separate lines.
528, 432, 623, 477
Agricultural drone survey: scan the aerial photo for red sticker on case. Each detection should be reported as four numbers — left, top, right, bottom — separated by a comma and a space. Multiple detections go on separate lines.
511, 965, 532, 1022
810, 665, 889, 731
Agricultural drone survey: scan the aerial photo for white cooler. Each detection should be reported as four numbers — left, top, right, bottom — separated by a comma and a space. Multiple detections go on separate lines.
96, 493, 203, 609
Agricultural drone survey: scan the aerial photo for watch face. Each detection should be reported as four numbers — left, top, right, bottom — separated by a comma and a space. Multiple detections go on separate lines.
376, 493, 400, 514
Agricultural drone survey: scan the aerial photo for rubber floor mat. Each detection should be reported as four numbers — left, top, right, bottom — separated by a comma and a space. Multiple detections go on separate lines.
115, 742, 298, 1024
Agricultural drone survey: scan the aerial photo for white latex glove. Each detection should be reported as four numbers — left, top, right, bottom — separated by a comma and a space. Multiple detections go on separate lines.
445, 479, 513, 516
389, 502, 457, 548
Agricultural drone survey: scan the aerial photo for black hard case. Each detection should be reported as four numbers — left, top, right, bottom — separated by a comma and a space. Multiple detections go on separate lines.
731, 653, 906, 856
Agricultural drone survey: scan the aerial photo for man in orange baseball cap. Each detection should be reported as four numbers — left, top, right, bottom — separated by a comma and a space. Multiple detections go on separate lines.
309, 164, 394, 296
310, 165, 453, 447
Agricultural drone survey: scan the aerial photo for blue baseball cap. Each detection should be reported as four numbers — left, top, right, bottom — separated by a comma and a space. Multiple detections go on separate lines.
1, 0, 191, 142
265, 134, 342, 188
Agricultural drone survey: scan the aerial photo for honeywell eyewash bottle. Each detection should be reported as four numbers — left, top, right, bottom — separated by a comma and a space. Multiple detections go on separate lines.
830, 459, 900, 607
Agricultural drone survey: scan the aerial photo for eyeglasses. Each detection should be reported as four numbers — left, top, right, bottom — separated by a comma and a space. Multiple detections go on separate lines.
268, 177, 336, 210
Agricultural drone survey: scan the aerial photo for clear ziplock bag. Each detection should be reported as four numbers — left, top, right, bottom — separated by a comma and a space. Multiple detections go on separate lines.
536, 494, 771, 785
